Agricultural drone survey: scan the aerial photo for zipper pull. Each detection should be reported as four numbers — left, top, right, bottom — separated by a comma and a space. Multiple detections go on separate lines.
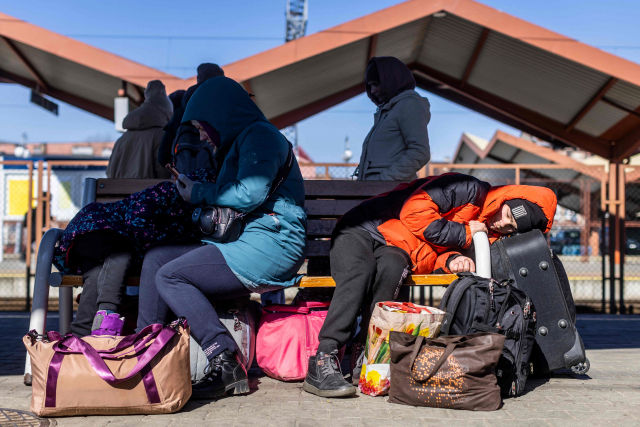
489, 281, 495, 311
524, 301, 530, 319
230, 310, 242, 331
511, 381, 516, 395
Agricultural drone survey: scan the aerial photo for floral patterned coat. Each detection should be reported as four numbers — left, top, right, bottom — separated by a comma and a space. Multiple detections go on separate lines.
53, 169, 215, 274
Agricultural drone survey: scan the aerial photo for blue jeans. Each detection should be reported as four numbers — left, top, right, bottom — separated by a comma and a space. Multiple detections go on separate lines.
136, 241, 250, 360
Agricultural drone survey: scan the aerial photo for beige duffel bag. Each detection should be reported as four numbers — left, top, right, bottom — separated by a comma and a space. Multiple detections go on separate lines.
24, 319, 191, 417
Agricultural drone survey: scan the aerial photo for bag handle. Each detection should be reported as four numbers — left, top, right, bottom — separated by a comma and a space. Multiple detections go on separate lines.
382, 302, 423, 313
262, 304, 310, 314
53, 324, 164, 359
268, 141, 294, 199
408, 335, 425, 369
53, 326, 177, 385
411, 341, 459, 382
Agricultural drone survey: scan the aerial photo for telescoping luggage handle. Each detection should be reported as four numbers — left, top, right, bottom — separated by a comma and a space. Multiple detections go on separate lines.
43, 321, 186, 408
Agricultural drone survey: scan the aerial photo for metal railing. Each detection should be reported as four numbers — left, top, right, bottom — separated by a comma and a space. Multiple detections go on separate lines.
1, 159, 637, 313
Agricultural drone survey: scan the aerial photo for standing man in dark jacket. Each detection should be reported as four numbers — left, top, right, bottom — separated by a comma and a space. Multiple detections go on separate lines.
356, 57, 431, 181
157, 63, 225, 171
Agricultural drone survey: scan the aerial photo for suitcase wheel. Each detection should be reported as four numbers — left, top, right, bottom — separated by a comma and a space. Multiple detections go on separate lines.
570, 358, 590, 375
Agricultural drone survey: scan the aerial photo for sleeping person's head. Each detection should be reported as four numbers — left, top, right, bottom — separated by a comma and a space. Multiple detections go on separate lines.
487, 198, 549, 235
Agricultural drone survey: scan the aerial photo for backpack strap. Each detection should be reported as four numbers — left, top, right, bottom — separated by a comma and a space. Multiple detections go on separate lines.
268, 140, 294, 198
439, 275, 478, 336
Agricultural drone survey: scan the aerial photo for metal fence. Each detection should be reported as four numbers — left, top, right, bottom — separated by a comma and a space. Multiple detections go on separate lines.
0, 159, 108, 310
622, 165, 640, 312
299, 163, 358, 180
1, 159, 636, 313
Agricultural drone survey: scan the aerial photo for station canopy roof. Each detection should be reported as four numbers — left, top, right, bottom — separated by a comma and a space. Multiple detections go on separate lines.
2, 0, 640, 161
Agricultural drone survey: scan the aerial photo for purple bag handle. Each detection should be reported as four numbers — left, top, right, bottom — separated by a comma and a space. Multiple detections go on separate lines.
53, 324, 164, 360
52, 326, 177, 385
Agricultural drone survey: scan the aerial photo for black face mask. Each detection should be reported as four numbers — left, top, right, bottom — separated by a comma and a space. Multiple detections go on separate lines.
364, 57, 416, 105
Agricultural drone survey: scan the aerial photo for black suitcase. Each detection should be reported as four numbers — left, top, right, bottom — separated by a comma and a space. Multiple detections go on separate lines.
491, 230, 589, 375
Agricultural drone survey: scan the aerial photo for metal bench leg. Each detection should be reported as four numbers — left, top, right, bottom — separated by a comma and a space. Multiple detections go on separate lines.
59, 287, 73, 335
24, 228, 64, 385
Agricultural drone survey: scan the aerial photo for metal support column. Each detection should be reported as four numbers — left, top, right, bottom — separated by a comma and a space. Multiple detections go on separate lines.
608, 163, 619, 314
619, 165, 626, 314
601, 211, 606, 313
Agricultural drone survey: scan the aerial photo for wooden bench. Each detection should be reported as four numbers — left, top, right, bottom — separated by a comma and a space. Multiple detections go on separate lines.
25, 177, 489, 384
49, 179, 460, 288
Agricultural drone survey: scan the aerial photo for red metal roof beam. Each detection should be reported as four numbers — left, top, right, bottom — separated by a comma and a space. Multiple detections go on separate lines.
460, 28, 490, 88
367, 34, 378, 60
410, 63, 611, 160
270, 83, 364, 129
565, 77, 618, 132
601, 97, 640, 119
0, 35, 49, 91
613, 125, 640, 161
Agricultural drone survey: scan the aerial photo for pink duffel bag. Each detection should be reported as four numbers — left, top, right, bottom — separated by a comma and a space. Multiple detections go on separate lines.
257, 300, 343, 381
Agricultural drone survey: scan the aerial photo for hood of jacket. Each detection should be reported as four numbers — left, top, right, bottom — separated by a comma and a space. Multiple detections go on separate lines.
122, 103, 172, 131
123, 80, 173, 131
478, 185, 557, 234
182, 76, 268, 151
379, 89, 425, 112
365, 57, 416, 105
181, 83, 201, 109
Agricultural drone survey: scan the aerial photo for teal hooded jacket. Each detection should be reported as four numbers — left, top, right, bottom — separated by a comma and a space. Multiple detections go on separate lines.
182, 77, 307, 291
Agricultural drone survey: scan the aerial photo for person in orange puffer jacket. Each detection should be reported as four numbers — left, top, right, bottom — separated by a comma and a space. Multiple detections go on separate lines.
303, 172, 557, 398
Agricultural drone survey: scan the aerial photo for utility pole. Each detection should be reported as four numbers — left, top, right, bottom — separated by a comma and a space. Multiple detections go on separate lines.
341, 136, 352, 163
283, 0, 308, 157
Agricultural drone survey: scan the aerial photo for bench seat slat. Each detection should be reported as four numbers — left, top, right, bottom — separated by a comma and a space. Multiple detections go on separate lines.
57, 274, 457, 288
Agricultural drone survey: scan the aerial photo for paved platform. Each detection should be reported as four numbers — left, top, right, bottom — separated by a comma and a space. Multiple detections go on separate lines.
1, 313, 639, 426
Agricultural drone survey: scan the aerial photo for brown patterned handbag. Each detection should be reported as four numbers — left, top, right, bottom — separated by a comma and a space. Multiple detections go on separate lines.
388, 332, 505, 411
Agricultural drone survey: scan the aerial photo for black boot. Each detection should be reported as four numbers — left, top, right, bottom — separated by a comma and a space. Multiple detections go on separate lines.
192, 350, 250, 399
350, 342, 365, 386
303, 350, 356, 397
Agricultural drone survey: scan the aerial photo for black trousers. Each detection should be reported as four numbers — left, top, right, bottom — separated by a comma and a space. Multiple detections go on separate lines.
136, 242, 250, 360
317, 227, 411, 353
70, 231, 132, 337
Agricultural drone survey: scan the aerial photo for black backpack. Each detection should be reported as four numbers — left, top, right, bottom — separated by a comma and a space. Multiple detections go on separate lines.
171, 123, 217, 174
438, 273, 537, 397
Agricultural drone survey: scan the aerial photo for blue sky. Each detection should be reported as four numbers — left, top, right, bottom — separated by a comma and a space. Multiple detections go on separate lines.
1, 0, 640, 162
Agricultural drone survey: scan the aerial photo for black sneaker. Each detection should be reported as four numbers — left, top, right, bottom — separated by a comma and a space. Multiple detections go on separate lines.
350, 342, 365, 386
191, 350, 250, 399
303, 350, 356, 398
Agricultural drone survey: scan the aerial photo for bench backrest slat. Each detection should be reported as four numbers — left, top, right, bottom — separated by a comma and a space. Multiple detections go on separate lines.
91, 178, 405, 267
95, 179, 399, 200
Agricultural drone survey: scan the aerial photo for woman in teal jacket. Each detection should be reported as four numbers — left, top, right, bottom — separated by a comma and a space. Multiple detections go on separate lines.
137, 77, 307, 399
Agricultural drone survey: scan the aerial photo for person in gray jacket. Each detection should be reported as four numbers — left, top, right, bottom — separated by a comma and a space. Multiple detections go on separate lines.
107, 80, 173, 179
356, 57, 431, 181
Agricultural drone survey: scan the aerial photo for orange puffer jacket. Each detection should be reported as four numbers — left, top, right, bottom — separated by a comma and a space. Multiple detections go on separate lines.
337, 173, 557, 274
